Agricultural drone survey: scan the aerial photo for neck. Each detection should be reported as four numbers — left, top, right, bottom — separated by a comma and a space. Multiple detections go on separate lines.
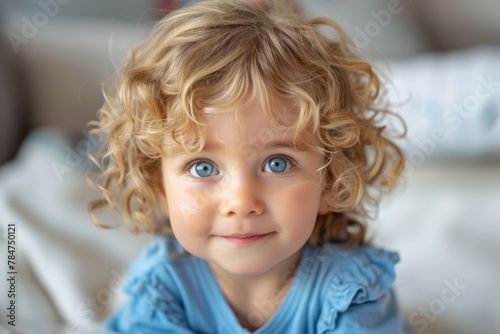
208, 249, 302, 330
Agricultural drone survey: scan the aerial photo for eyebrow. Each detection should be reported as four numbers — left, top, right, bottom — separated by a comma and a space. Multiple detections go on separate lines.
166, 138, 309, 158
253, 139, 309, 152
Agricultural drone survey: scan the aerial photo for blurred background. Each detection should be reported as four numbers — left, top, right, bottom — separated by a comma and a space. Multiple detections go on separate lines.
0, 0, 499, 333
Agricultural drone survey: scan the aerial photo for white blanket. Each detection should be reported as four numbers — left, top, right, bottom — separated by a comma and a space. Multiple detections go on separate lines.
0, 130, 153, 333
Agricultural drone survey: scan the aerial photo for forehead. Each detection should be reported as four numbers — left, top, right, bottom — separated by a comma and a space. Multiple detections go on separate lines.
205, 97, 294, 143
163, 95, 316, 154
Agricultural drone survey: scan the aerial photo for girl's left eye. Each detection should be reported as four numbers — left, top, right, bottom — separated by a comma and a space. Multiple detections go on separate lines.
263, 156, 293, 173
189, 161, 219, 178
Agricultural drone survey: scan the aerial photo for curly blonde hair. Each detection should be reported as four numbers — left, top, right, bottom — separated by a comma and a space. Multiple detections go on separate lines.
88, 0, 405, 247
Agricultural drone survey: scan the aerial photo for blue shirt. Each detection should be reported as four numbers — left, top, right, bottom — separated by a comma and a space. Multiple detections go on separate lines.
103, 236, 404, 333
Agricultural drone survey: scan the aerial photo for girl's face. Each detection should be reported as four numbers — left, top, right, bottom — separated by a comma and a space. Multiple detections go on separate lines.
160, 96, 330, 276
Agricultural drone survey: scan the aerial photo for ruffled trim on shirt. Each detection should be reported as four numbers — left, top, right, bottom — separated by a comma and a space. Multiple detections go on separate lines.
122, 237, 189, 326
126, 236, 188, 279
316, 246, 399, 333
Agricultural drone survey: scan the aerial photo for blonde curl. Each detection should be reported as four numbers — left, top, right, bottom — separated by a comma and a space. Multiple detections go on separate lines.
88, 0, 405, 246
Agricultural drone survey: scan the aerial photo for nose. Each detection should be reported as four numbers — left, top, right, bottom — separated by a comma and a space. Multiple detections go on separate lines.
218, 174, 264, 217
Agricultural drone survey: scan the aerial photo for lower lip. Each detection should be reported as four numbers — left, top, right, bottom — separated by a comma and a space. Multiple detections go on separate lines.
222, 233, 272, 246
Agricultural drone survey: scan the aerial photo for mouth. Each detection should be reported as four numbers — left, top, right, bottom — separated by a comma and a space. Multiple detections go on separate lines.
221, 232, 274, 246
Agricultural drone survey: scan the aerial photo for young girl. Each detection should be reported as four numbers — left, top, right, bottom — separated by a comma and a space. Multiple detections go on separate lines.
89, 0, 406, 332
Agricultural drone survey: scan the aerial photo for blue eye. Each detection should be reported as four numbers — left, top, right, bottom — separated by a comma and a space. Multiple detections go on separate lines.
263, 157, 292, 173
189, 161, 218, 178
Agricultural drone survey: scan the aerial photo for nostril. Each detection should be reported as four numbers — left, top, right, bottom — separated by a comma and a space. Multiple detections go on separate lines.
221, 199, 264, 218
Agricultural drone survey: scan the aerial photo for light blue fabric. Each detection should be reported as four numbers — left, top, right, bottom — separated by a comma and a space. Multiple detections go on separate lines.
103, 236, 404, 333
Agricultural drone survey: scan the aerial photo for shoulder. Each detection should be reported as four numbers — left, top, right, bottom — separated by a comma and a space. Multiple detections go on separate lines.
300, 243, 402, 333
300, 243, 399, 294
104, 237, 197, 330
123, 236, 195, 299
127, 235, 190, 276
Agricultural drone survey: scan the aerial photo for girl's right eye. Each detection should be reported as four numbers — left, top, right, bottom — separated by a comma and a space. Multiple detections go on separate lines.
188, 161, 219, 178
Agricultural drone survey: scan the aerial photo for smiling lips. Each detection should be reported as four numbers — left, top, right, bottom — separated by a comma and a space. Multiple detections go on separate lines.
222, 232, 273, 246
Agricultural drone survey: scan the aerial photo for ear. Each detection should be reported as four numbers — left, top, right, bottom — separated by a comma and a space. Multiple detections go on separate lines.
318, 189, 332, 215
157, 187, 169, 216
153, 170, 169, 215
318, 172, 333, 216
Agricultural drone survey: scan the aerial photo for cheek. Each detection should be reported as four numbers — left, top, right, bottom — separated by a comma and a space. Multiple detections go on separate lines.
272, 180, 322, 226
164, 181, 213, 234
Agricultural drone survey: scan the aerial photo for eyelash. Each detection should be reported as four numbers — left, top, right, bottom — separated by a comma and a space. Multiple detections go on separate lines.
182, 155, 297, 179
263, 155, 296, 175
182, 158, 217, 180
